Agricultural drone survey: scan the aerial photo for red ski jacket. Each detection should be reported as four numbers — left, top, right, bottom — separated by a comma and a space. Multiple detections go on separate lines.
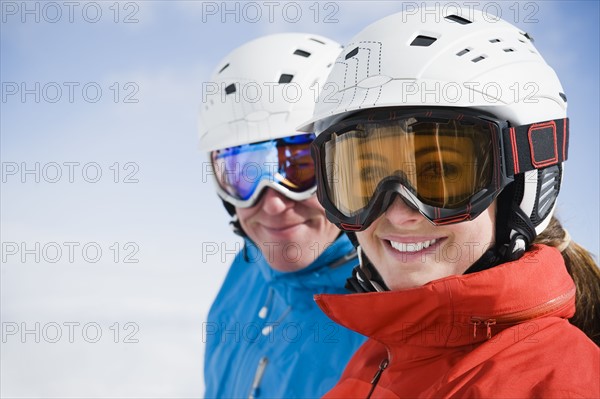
316, 245, 600, 398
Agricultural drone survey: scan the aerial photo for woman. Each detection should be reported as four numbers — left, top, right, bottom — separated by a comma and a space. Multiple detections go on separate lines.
300, 8, 600, 398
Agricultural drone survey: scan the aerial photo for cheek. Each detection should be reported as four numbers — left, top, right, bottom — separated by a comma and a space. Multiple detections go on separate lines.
476, 206, 496, 244
303, 196, 325, 211
453, 209, 496, 257
235, 206, 258, 227
355, 231, 365, 244
298, 196, 328, 219
355, 225, 376, 249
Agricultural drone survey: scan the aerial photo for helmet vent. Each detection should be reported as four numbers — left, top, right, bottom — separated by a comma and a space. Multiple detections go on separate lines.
489, 38, 501, 43
503, 48, 515, 52
224, 83, 236, 95
309, 37, 325, 44
345, 47, 359, 59
445, 14, 471, 25
278, 74, 294, 83
218, 63, 230, 74
456, 48, 471, 56
293, 49, 311, 57
520, 31, 534, 42
559, 92, 567, 102
471, 55, 486, 63
410, 35, 437, 47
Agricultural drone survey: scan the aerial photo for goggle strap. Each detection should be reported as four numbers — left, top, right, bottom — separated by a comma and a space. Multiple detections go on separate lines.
502, 117, 569, 176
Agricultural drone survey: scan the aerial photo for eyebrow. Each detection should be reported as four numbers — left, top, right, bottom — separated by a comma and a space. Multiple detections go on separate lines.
415, 146, 462, 158
358, 146, 462, 163
358, 153, 388, 162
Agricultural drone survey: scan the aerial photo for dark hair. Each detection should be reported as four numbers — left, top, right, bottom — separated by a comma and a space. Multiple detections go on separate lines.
534, 216, 600, 346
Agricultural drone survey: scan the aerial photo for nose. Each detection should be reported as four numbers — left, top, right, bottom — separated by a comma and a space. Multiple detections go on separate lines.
383, 195, 422, 227
260, 188, 294, 215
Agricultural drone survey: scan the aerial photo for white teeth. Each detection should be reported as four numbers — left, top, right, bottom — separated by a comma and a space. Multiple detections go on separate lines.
389, 239, 437, 253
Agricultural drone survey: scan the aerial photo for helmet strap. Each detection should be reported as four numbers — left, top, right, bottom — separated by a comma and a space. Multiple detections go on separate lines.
500, 173, 536, 260
463, 246, 503, 274
345, 245, 390, 293
501, 203, 537, 261
221, 199, 247, 238
464, 177, 535, 274
222, 199, 236, 216
345, 231, 360, 247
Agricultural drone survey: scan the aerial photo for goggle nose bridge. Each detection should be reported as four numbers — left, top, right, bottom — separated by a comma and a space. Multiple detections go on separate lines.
375, 180, 423, 217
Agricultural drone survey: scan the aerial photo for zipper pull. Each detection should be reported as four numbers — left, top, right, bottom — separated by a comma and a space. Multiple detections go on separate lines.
365, 358, 389, 399
258, 289, 274, 319
485, 319, 496, 339
248, 357, 268, 399
258, 306, 268, 319
471, 318, 496, 339
471, 318, 482, 338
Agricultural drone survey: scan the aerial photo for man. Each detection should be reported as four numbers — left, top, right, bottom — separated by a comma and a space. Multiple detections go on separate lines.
198, 33, 365, 399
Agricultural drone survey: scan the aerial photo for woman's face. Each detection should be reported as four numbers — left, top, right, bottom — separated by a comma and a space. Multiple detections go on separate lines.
356, 197, 496, 291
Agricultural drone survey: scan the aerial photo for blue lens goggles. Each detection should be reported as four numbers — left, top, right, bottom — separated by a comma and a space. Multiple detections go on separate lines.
211, 133, 317, 207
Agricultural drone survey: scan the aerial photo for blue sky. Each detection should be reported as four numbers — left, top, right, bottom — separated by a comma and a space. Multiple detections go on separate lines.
1, 1, 599, 397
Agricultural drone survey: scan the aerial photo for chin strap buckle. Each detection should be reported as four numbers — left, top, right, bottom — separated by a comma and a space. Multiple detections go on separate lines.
502, 235, 527, 262
500, 202, 537, 263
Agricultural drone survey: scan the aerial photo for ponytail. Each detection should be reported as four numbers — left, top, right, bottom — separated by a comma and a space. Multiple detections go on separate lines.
534, 216, 600, 346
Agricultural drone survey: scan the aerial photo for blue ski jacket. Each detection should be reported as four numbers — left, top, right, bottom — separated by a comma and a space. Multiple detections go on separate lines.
203, 234, 366, 398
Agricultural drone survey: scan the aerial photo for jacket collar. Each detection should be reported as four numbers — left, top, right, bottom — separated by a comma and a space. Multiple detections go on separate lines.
315, 245, 575, 348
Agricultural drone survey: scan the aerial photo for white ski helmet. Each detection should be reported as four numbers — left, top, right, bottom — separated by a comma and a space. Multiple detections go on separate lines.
199, 33, 342, 152
198, 33, 342, 233
301, 7, 568, 257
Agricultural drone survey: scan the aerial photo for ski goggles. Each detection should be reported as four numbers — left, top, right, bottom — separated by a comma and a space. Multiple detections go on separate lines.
211, 133, 317, 207
311, 108, 569, 231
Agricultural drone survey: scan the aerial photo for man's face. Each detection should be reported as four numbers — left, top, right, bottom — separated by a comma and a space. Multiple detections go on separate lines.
236, 189, 341, 272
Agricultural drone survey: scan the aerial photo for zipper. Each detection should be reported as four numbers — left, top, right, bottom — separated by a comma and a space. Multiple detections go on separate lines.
471, 286, 575, 339
248, 356, 268, 399
261, 306, 292, 336
365, 358, 389, 399
258, 288, 274, 319
328, 248, 358, 269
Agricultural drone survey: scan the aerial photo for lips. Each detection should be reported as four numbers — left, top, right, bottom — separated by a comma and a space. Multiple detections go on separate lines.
262, 223, 304, 234
389, 239, 438, 253
261, 222, 304, 232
